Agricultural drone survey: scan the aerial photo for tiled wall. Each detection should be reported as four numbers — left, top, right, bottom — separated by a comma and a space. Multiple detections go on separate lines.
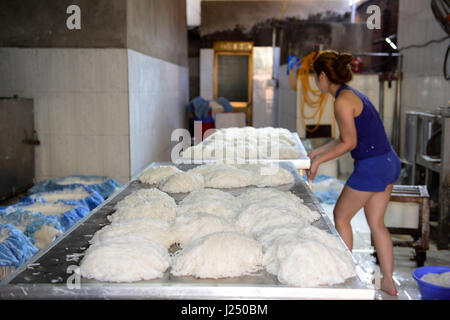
397, 0, 450, 157
128, 49, 189, 178
0, 48, 190, 184
0, 48, 130, 185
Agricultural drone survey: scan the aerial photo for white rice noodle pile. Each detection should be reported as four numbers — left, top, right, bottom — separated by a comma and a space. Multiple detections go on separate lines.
58, 177, 106, 185
189, 164, 254, 189
172, 212, 238, 245
297, 226, 348, 252
90, 218, 175, 248
108, 199, 177, 224
80, 235, 170, 282
235, 205, 310, 236
238, 188, 304, 206
275, 239, 356, 287
138, 165, 182, 185
170, 232, 263, 279
236, 164, 294, 187
158, 172, 204, 193
421, 272, 450, 288
19, 202, 75, 216
238, 189, 320, 223
181, 127, 299, 160
255, 223, 308, 249
180, 188, 236, 204
115, 188, 174, 210
177, 201, 239, 220
34, 187, 92, 202
259, 225, 349, 276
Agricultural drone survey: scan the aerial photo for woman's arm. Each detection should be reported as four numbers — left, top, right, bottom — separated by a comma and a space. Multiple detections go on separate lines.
307, 96, 358, 180
308, 139, 339, 159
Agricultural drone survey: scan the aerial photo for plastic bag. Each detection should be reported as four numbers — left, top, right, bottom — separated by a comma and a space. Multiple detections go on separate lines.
28, 175, 122, 199
0, 224, 38, 267
308, 175, 345, 205
0, 207, 43, 232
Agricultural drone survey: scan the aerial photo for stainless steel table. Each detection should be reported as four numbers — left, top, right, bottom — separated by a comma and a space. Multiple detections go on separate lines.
0, 162, 374, 299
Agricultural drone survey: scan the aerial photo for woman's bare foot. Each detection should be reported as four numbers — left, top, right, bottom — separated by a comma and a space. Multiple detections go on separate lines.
381, 277, 398, 296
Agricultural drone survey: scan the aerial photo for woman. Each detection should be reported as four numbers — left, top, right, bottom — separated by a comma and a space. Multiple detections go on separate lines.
307, 50, 401, 296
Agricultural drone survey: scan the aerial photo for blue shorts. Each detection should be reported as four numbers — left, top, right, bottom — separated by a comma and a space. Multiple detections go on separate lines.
346, 148, 401, 192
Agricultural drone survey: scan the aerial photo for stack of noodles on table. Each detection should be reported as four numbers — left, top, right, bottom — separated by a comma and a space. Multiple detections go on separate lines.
180, 127, 300, 161
138, 162, 295, 193
79, 165, 356, 287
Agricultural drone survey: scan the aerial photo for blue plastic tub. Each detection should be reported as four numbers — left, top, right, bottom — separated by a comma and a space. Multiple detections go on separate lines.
412, 266, 450, 300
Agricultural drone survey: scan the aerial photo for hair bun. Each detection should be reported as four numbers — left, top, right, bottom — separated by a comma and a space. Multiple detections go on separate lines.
337, 53, 353, 66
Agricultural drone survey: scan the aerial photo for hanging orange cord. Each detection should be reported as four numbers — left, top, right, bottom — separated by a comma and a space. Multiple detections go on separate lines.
289, 51, 334, 134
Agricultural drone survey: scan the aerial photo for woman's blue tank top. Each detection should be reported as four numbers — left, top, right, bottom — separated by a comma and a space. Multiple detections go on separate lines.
335, 84, 391, 160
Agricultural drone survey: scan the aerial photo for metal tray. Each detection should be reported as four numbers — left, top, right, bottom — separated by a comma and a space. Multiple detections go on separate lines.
0, 162, 374, 300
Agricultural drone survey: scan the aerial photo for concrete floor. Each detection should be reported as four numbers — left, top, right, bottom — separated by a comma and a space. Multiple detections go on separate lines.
321, 203, 450, 300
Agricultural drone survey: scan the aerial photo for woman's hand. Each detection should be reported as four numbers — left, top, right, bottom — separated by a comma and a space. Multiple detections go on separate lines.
307, 157, 320, 181
308, 150, 318, 160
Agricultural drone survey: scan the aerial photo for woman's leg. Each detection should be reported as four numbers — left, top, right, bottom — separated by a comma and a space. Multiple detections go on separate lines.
363, 183, 397, 296
333, 185, 374, 251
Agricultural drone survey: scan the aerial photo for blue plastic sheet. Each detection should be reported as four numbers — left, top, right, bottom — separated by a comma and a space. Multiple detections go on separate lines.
0, 224, 38, 267
0, 207, 43, 232
21, 185, 104, 211
13, 202, 90, 232
304, 175, 345, 205
28, 175, 122, 199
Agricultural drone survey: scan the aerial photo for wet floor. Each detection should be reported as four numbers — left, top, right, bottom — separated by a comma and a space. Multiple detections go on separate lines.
321, 203, 450, 300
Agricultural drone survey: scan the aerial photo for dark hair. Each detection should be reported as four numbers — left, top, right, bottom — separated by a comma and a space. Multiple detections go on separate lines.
313, 50, 353, 84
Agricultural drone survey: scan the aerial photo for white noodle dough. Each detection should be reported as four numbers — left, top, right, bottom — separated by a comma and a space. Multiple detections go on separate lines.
171, 232, 263, 279
259, 225, 349, 276
18, 202, 76, 216
189, 164, 254, 189
421, 272, 450, 288
181, 127, 299, 160
32, 187, 92, 202
236, 164, 295, 187
109, 199, 176, 223
276, 239, 356, 287
57, 177, 105, 185
138, 165, 182, 184
180, 188, 236, 204
91, 218, 174, 248
115, 188, 174, 210
172, 212, 238, 245
158, 172, 204, 193
236, 205, 310, 236
80, 236, 170, 282
238, 188, 320, 223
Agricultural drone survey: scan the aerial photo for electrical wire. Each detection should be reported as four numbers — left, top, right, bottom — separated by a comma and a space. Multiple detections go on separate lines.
398, 35, 450, 52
